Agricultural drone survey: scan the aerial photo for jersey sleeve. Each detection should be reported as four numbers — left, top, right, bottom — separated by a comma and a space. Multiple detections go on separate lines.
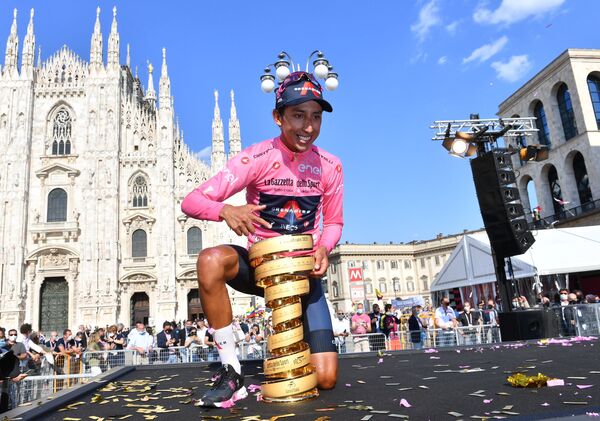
181, 154, 254, 221
318, 161, 344, 253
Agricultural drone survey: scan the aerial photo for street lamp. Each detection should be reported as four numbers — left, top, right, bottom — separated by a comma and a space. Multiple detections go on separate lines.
259, 50, 339, 93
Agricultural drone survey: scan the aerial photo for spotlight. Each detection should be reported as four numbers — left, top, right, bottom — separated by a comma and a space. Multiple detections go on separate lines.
519, 145, 549, 162
442, 131, 477, 158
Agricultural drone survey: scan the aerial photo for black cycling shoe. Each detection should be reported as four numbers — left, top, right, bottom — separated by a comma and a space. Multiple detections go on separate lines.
196, 364, 247, 408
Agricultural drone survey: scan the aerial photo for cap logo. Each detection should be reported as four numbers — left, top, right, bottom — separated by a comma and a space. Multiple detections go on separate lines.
296, 82, 321, 98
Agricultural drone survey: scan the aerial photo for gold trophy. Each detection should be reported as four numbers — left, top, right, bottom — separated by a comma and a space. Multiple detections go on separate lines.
249, 234, 319, 403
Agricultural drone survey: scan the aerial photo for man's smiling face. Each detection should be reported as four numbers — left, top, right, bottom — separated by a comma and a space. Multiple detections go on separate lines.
274, 101, 323, 153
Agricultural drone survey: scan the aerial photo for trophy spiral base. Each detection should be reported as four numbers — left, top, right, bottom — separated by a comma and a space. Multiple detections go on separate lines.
250, 234, 318, 404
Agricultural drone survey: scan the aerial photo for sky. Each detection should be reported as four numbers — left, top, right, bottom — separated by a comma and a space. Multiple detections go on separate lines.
2, 0, 599, 245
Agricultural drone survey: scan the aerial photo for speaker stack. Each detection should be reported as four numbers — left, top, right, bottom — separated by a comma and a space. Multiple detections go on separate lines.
471, 150, 535, 258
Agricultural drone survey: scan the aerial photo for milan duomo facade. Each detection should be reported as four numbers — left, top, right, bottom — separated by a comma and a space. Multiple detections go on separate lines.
0, 8, 248, 332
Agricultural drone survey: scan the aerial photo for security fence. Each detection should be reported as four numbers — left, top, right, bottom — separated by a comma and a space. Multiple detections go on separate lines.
7, 373, 95, 408
547, 302, 600, 337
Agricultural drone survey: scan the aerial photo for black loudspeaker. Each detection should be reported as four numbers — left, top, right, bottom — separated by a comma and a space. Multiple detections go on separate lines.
471, 150, 535, 258
499, 310, 559, 341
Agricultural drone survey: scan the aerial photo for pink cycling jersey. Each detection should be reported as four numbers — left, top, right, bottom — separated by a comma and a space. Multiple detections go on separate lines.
181, 136, 344, 253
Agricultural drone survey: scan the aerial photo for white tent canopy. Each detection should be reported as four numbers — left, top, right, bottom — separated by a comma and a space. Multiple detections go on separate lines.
430, 226, 600, 292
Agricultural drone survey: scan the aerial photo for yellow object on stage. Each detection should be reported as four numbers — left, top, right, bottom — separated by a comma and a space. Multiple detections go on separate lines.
250, 234, 318, 403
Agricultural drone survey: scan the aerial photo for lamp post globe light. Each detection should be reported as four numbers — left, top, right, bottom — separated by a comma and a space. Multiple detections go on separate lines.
259, 50, 339, 93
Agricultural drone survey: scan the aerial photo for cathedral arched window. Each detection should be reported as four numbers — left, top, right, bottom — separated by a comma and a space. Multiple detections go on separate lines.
533, 102, 550, 146
187, 227, 202, 255
132, 229, 147, 258
52, 109, 72, 155
132, 175, 149, 207
332, 281, 339, 298
587, 74, 600, 129
557, 83, 578, 141
47, 188, 67, 222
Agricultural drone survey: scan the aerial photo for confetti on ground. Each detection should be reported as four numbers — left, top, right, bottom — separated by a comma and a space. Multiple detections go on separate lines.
447, 411, 463, 417
547, 379, 565, 387
399, 399, 411, 408
576, 384, 594, 389
563, 401, 589, 405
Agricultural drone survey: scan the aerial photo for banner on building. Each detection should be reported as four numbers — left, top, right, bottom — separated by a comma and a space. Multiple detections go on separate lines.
391, 296, 425, 309
350, 283, 365, 301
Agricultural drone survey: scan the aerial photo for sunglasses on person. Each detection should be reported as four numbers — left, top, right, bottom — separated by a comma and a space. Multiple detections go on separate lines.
277, 71, 322, 96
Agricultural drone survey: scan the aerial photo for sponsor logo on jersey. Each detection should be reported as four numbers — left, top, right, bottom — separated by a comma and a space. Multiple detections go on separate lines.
241, 156, 250, 164
259, 192, 320, 235
298, 163, 321, 175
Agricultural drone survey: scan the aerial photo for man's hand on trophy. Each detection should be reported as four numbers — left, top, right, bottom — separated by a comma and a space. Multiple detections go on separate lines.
220, 204, 272, 236
310, 245, 329, 276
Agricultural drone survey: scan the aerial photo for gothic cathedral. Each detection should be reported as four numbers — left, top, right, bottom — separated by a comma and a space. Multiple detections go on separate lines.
0, 7, 247, 332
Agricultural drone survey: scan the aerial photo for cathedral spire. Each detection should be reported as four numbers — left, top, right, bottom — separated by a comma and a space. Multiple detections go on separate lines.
21, 8, 35, 76
90, 6, 103, 69
107, 6, 120, 70
126, 43, 130, 68
145, 61, 156, 107
36, 45, 41, 68
4, 8, 19, 75
211, 90, 226, 172
228, 90, 241, 158
159, 47, 171, 108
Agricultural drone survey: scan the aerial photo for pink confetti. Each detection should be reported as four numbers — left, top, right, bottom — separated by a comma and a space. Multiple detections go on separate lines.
459, 365, 470, 369
541, 402, 550, 406
483, 399, 493, 404
586, 412, 599, 417
378, 358, 384, 364
455, 350, 461, 353
256, 393, 263, 402
247, 384, 261, 393
424, 349, 438, 353
576, 384, 594, 389
547, 379, 565, 387
345, 383, 352, 387
430, 356, 440, 359
400, 398, 412, 408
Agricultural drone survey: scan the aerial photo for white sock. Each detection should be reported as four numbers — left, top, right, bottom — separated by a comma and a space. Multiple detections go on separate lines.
213, 324, 241, 374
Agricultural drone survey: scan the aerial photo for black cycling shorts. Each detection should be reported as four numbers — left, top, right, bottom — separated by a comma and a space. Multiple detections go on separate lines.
226, 244, 336, 354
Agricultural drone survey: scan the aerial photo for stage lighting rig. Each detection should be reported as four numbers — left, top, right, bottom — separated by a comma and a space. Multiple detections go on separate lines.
431, 116, 540, 158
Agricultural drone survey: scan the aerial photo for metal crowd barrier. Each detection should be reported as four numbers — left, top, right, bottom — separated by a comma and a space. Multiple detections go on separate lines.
547, 303, 600, 337
8, 373, 95, 409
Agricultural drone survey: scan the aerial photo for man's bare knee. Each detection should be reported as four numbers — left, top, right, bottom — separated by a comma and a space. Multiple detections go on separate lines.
197, 246, 238, 286
317, 375, 336, 390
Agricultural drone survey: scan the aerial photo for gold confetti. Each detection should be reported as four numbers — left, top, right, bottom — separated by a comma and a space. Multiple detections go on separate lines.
507, 373, 550, 388
270, 414, 295, 421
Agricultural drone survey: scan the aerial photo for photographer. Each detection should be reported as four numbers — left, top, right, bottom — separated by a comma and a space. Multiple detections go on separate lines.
332, 310, 350, 353
243, 324, 263, 359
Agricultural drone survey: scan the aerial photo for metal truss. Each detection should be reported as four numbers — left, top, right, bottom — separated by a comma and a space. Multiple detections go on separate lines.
430, 117, 538, 140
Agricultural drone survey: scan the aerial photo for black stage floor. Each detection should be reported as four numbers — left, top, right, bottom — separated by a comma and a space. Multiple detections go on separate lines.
7, 337, 600, 421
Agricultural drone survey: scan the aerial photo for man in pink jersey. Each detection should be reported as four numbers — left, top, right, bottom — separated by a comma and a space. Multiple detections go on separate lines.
181, 71, 343, 407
